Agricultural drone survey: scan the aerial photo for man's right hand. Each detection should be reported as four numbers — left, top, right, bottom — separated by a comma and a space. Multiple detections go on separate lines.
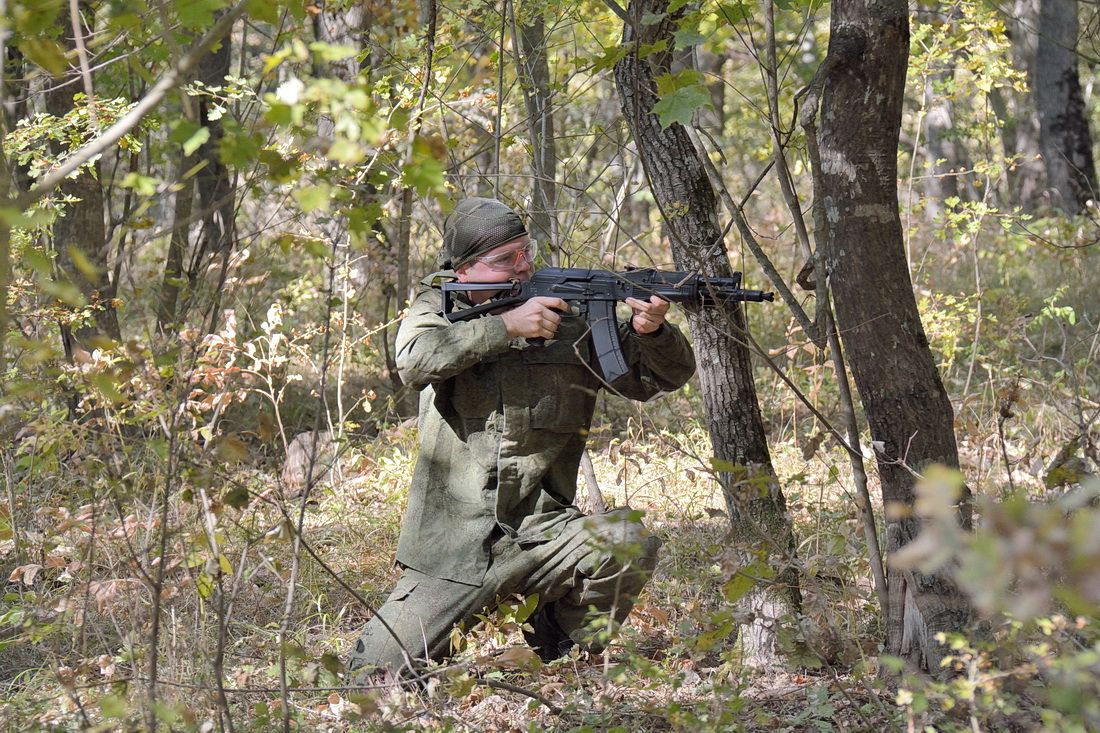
500, 296, 568, 339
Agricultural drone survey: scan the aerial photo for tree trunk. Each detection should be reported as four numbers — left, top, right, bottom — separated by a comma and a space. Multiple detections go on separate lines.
996, 0, 1045, 211
157, 150, 195, 333
1035, 0, 1098, 213
47, 3, 120, 348
514, 10, 559, 261
156, 11, 236, 333
615, 0, 800, 667
191, 24, 237, 283
813, 0, 972, 672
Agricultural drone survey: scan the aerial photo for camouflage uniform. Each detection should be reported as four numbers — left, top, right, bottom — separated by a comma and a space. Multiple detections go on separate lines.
348, 201, 696, 674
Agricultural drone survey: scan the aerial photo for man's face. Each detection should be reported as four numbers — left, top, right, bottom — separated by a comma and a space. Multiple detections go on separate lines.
455, 236, 536, 303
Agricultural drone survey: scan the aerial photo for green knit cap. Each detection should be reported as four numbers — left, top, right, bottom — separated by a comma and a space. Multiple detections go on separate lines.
440, 197, 528, 269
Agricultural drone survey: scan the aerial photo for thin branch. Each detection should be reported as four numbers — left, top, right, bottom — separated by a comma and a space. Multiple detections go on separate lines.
68, 0, 98, 127
683, 123, 823, 346
13, 0, 249, 210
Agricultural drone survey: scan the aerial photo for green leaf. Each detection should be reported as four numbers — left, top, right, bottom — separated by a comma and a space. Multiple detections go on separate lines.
402, 158, 445, 197
722, 573, 755, 603
592, 44, 629, 73
245, 0, 280, 24
638, 39, 669, 59
710, 457, 742, 473
88, 373, 125, 405
641, 12, 667, 25
304, 239, 331, 259
40, 279, 87, 307
67, 245, 101, 283
196, 572, 213, 599
182, 126, 211, 156
327, 138, 365, 165
120, 172, 159, 196
309, 41, 359, 62
715, 2, 751, 25
175, 0, 224, 29
655, 69, 703, 95
293, 184, 332, 213
19, 247, 52, 275
673, 25, 706, 48
216, 435, 250, 463
652, 83, 713, 129
224, 486, 250, 509
99, 694, 127, 719
153, 701, 182, 725
18, 38, 68, 77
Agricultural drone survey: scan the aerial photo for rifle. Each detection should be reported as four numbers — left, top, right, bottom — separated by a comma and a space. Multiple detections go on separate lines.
438, 267, 773, 383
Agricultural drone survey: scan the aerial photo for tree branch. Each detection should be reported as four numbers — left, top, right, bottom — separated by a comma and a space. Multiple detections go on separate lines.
13, 0, 249, 210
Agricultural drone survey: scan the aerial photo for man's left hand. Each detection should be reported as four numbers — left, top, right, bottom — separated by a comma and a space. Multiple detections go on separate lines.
625, 295, 670, 335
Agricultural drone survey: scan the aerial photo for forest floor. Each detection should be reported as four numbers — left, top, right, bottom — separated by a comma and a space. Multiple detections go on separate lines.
2, 405, 911, 732
4, 305, 1095, 732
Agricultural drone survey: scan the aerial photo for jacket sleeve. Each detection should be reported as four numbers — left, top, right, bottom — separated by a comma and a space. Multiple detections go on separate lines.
396, 288, 514, 390
607, 319, 696, 401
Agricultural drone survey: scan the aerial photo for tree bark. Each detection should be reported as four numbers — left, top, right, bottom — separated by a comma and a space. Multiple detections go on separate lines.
996, 0, 1045, 211
813, 0, 972, 672
157, 151, 195, 333
47, 2, 120, 347
514, 9, 559, 261
156, 11, 236, 333
614, 0, 800, 667
192, 26, 237, 279
1035, 0, 1098, 213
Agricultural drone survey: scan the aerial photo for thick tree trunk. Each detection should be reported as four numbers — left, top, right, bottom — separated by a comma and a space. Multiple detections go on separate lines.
814, 0, 972, 672
1035, 0, 1098, 213
156, 11, 236, 333
47, 3, 120, 347
615, 0, 800, 667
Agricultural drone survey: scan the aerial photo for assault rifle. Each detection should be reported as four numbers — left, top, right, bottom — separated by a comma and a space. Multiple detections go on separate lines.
439, 267, 773, 383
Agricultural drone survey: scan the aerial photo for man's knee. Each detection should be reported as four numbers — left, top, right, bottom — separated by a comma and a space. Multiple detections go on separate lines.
582, 507, 662, 577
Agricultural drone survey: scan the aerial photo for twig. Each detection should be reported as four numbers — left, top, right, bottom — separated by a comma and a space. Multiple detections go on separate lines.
14, 0, 249, 209
477, 675, 563, 715
762, 0, 813, 266
682, 124, 823, 347
493, 0, 506, 198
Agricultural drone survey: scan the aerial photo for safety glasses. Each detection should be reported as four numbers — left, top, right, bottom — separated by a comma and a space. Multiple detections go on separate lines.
471, 241, 536, 271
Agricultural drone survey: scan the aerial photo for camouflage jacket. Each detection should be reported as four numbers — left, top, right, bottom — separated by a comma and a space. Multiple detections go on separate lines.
393, 276, 697, 586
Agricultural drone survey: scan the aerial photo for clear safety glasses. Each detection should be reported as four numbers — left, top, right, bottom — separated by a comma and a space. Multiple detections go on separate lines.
471, 241, 536, 271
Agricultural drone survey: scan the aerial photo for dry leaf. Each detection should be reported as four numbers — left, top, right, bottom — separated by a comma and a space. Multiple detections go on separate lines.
492, 646, 541, 671
9, 563, 43, 585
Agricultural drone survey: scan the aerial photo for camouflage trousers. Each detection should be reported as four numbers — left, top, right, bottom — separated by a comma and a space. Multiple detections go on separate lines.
347, 507, 661, 675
